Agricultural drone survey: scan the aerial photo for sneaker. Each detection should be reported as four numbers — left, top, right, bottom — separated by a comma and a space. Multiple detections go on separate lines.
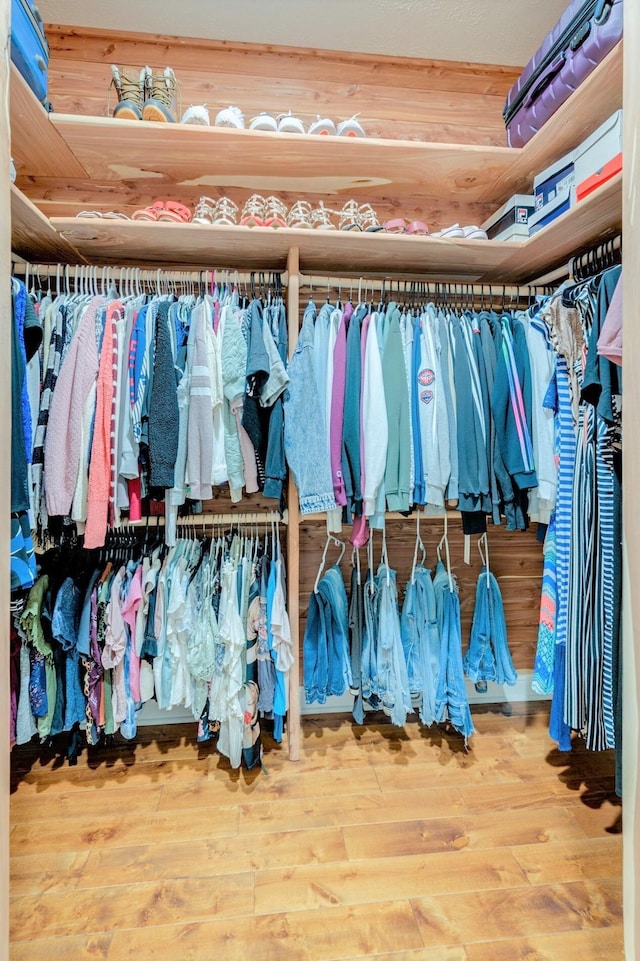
181, 104, 210, 126
142, 66, 178, 123
249, 112, 277, 132
277, 111, 305, 134
215, 105, 245, 129
336, 115, 366, 138
110, 64, 145, 121
307, 115, 336, 136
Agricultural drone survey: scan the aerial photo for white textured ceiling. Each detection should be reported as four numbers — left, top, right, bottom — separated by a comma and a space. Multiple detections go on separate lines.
38, 0, 569, 67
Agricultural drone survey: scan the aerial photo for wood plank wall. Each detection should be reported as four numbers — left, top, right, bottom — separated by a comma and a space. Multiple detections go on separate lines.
299, 520, 543, 674
19, 25, 520, 229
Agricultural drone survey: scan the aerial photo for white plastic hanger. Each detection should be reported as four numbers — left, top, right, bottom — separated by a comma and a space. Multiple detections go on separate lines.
411, 510, 426, 584
437, 514, 454, 593
314, 534, 346, 593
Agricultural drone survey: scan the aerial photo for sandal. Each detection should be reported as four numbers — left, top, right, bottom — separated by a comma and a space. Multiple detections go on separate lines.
383, 218, 409, 234
154, 200, 192, 223
311, 201, 336, 229
359, 203, 383, 232
286, 200, 313, 229
193, 196, 216, 224
131, 205, 160, 222
211, 196, 239, 226
406, 220, 429, 236
338, 199, 362, 231
263, 195, 289, 228
240, 194, 267, 227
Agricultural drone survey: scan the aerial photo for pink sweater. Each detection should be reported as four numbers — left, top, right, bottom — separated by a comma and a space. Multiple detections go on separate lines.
85, 302, 121, 549
45, 298, 103, 518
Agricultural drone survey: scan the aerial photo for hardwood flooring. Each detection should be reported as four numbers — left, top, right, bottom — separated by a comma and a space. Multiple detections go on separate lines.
9, 705, 623, 961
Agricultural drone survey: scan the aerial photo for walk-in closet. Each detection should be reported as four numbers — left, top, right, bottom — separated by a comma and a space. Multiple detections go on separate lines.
2, 1, 637, 959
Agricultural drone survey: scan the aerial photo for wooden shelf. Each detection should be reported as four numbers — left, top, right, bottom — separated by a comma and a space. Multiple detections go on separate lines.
503, 172, 622, 283
50, 171, 621, 280
49, 113, 515, 203
9, 63, 87, 179
11, 186, 85, 264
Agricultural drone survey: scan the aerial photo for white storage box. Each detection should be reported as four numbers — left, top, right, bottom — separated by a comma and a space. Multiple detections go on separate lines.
574, 109, 622, 192
482, 194, 535, 241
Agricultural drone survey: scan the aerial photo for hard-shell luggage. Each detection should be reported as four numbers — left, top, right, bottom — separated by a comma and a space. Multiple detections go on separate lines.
503, 0, 622, 148
10, 0, 49, 104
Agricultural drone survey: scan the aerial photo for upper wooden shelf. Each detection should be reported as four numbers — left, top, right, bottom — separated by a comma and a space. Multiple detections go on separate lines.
49, 114, 514, 203
50, 172, 621, 281
43, 41, 621, 211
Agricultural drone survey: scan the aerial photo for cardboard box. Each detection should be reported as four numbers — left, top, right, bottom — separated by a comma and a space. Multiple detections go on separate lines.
482, 194, 535, 241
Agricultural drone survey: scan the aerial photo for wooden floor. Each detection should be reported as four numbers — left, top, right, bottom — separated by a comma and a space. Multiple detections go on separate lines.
9, 705, 623, 961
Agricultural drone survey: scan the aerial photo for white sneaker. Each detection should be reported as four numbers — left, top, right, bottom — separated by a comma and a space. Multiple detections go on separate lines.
181, 104, 210, 126
249, 112, 277, 132
336, 115, 366, 138
277, 111, 305, 134
214, 105, 245, 129
307, 115, 336, 136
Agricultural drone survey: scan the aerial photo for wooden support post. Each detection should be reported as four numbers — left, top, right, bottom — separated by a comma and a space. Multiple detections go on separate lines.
1, 0, 13, 957
286, 245, 301, 761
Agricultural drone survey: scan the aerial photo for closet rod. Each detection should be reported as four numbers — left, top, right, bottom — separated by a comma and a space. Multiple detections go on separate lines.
298, 273, 548, 296
11, 261, 289, 287
128, 510, 288, 528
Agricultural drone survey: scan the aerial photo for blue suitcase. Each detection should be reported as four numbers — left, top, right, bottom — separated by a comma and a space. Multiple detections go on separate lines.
10, 0, 49, 104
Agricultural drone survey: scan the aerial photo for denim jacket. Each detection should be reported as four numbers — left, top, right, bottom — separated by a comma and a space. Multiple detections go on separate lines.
284, 302, 336, 514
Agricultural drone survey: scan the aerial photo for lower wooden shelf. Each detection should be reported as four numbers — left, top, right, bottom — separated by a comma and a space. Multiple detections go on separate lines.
49, 172, 622, 281
11, 186, 85, 264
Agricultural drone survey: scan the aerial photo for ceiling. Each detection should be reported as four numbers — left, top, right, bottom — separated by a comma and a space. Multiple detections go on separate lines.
39, 0, 569, 67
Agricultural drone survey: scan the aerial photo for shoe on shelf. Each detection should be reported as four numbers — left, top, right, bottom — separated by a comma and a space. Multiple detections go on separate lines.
286, 200, 313, 229
336, 114, 366, 138
110, 64, 145, 121
181, 104, 210, 126
193, 196, 216, 224
338, 199, 362, 230
215, 105, 245, 129
406, 220, 429, 235
249, 112, 277, 132
433, 223, 465, 239
212, 196, 239, 225
307, 115, 336, 136
263, 196, 289, 228
277, 111, 305, 134
240, 193, 267, 227
462, 225, 488, 240
358, 203, 383, 232
142, 66, 178, 123
311, 200, 336, 229
153, 200, 192, 223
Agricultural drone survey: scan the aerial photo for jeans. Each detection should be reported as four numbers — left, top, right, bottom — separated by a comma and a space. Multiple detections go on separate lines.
464, 567, 517, 688
304, 565, 352, 704
401, 565, 441, 726
375, 565, 411, 726
433, 562, 475, 743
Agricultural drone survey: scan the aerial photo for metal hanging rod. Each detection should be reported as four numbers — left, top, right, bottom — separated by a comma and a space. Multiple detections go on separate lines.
299, 274, 552, 304
11, 261, 288, 291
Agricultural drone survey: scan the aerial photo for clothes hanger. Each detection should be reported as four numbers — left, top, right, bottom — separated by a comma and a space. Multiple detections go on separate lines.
436, 514, 454, 593
478, 532, 491, 591
410, 510, 426, 584
314, 533, 346, 593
